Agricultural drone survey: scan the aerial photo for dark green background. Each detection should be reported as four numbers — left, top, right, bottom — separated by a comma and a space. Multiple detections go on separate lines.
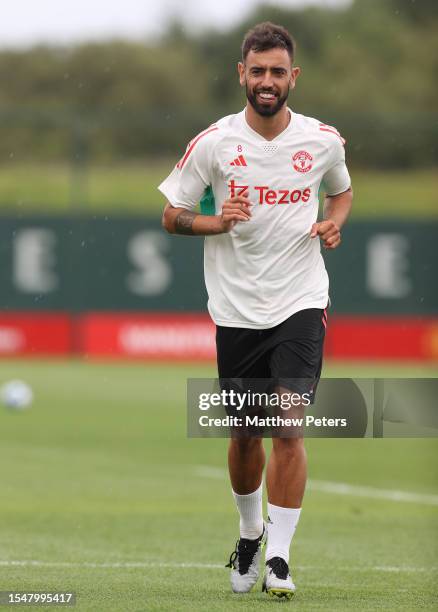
0, 217, 436, 314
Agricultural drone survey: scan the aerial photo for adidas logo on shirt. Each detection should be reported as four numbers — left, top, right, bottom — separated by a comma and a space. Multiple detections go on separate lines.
230, 154, 247, 167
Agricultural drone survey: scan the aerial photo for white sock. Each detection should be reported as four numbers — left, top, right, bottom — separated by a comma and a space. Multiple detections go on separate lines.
265, 503, 301, 564
232, 482, 264, 540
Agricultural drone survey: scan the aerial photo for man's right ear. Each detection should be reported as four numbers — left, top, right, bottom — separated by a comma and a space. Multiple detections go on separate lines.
238, 62, 246, 86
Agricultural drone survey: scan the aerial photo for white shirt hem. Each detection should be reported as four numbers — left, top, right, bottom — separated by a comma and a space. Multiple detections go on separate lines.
210, 298, 329, 330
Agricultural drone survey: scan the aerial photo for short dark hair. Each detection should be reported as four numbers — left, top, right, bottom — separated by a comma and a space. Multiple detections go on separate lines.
242, 22, 295, 63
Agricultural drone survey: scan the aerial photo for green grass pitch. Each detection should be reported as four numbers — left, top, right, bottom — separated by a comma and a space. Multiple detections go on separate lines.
0, 360, 437, 611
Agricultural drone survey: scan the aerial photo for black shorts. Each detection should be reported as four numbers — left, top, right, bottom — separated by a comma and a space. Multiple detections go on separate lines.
216, 307, 327, 401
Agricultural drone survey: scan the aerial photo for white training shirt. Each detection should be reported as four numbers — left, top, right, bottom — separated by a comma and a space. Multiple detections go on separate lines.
158, 108, 351, 329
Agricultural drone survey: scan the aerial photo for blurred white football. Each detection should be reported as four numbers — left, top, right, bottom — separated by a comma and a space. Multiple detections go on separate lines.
0, 380, 33, 410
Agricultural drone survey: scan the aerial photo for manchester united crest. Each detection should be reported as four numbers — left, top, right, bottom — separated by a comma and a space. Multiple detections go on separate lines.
292, 150, 313, 173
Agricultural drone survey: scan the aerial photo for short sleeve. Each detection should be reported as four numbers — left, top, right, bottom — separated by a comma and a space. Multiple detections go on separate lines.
158, 127, 216, 210
322, 137, 351, 196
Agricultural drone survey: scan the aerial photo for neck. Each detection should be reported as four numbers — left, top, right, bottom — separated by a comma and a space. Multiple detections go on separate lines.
245, 103, 291, 140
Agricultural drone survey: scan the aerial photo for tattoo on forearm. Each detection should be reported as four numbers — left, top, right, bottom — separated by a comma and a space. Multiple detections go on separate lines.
175, 210, 196, 235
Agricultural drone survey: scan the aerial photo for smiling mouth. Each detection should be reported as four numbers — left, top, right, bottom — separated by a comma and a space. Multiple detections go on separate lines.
256, 91, 277, 102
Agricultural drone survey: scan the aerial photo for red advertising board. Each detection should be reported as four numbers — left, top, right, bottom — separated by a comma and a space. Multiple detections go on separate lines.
79, 313, 216, 360
1, 312, 437, 362
0, 313, 72, 357
325, 316, 438, 361
80, 313, 438, 362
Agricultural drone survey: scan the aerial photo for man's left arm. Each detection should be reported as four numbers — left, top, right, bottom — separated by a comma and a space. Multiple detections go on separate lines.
310, 187, 353, 249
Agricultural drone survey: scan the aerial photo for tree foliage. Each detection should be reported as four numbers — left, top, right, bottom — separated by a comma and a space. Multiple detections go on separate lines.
0, 0, 436, 167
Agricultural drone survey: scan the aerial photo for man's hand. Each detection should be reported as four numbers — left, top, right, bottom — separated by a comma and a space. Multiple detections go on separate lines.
310, 220, 341, 249
219, 193, 252, 232
311, 187, 352, 249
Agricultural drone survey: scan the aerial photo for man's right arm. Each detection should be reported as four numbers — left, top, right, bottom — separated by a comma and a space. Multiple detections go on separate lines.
162, 194, 252, 236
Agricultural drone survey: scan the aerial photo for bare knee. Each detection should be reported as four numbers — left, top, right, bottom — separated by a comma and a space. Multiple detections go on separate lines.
229, 437, 263, 456
272, 437, 305, 461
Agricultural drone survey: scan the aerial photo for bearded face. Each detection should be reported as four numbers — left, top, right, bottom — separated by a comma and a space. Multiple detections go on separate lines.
239, 48, 296, 118
245, 81, 290, 117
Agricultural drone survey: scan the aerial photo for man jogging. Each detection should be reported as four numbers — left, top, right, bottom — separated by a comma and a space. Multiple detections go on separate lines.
159, 22, 352, 599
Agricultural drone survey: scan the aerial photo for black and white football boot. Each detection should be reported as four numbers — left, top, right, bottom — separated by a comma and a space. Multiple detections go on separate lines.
225, 525, 266, 593
262, 556, 296, 599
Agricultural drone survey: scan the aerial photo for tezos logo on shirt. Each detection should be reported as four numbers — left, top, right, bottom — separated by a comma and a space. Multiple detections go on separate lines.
292, 150, 313, 173
229, 180, 311, 205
